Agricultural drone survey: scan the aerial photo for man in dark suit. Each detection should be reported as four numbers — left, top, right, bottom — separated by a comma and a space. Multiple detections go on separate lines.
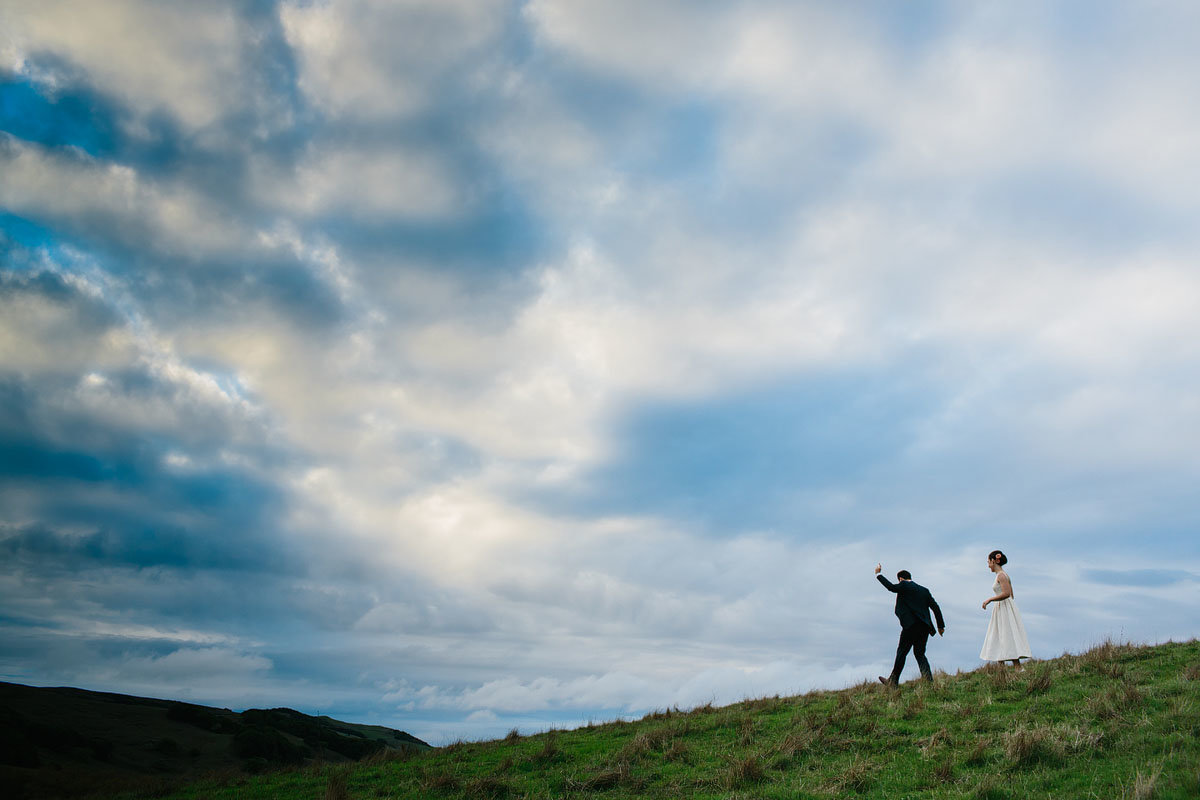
874, 563, 945, 686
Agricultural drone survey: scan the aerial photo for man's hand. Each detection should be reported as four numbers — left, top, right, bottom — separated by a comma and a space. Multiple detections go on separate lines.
938, 627, 945, 637
873, 563, 882, 575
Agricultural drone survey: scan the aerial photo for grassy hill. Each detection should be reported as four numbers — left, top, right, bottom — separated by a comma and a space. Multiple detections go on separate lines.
135, 638, 1200, 800
0, 682, 430, 799
12, 639, 1200, 799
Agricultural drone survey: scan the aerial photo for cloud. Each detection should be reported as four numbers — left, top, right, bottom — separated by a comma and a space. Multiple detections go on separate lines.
0, 264, 273, 451
465, 709, 499, 724
1, 0, 277, 132
280, 0, 506, 120
0, 135, 256, 259
0, 269, 133, 371
117, 647, 272, 682
1080, 569, 1198, 588
414, 671, 653, 714
260, 142, 465, 222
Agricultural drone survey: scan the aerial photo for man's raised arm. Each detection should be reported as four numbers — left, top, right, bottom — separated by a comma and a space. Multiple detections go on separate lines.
874, 563, 898, 592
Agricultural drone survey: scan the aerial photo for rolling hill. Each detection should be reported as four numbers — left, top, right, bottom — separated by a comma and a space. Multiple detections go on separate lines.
0, 681, 430, 799
142, 638, 1198, 800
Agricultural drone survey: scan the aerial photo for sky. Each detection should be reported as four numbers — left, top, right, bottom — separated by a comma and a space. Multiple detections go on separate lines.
1, 0, 1198, 745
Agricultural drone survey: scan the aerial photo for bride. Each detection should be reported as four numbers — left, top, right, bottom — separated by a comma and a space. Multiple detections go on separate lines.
980, 549, 1032, 666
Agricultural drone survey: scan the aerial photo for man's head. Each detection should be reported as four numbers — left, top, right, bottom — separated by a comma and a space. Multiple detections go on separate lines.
897, 570, 912, 581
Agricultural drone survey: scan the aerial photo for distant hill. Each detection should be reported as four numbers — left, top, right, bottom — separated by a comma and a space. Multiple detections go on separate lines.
0, 682, 431, 799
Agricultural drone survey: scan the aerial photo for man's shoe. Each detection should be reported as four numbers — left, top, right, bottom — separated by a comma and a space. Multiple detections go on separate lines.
878, 675, 897, 687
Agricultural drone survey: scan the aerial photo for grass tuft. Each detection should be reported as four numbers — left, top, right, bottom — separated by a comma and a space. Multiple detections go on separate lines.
1083, 638, 1132, 679
901, 693, 925, 719
919, 726, 949, 755
323, 768, 350, 800
421, 771, 462, 793
574, 760, 644, 792
732, 714, 756, 747
463, 776, 510, 799
830, 756, 872, 793
721, 754, 765, 789
532, 731, 560, 763
662, 739, 690, 763
971, 776, 1010, 800
964, 737, 991, 766
931, 757, 955, 784
1125, 760, 1163, 800
1004, 725, 1062, 766
1026, 668, 1053, 695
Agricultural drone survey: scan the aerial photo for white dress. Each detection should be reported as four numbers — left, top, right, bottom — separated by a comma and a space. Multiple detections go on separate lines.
980, 575, 1032, 661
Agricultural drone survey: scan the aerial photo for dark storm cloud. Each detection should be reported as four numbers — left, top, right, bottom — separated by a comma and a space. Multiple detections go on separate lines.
0, 520, 285, 574
0, 402, 295, 575
0, 264, 304, 585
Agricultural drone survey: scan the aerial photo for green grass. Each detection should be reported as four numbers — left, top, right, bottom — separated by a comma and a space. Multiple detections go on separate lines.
127, 639, 1200, 799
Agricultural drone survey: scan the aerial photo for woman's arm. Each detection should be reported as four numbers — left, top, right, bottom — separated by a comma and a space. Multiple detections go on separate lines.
982, 572, 1013, 608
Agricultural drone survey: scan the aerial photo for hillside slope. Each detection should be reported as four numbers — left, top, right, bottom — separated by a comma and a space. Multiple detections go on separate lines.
0, 682, 430, 799
147, 638, 1198, 800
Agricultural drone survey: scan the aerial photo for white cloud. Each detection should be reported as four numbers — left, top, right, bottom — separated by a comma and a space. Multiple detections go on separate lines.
416, 671, 652, 713
474, 71, 611, 219
1, 0, 254, 130
524, 1, 892, 116
0, 137, 257, 259
465, 709, 499, 723
257, 142, 464, 221
0, 274, 135, 373
280, 0, 506, 120
359, 237, 860, 469
16, 620, 240, 647
524, 0, 733, 91
114, 646, 272, 683
0, 254, 274, 470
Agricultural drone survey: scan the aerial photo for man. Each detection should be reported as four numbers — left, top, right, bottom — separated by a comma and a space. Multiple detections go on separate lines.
874, 563, 945, 686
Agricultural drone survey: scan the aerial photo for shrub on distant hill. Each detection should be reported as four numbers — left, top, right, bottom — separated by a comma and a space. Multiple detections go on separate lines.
167, 702, 242, 734
0, 728, 41, 768
89, 738, 114, 761
0, 705, 115, 766
240, 708, 385, 760
153, 738, 182, 756
231, 726, 310, 765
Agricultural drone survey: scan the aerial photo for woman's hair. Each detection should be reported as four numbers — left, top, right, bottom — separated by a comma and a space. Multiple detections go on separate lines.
988, 550, 1008, 566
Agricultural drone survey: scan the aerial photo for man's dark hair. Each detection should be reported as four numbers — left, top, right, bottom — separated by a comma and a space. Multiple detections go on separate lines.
988, 550, 1008, 566
897, 570, 912, 580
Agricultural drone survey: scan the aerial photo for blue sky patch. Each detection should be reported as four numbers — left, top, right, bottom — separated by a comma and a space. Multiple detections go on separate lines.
0, 76, 119, 157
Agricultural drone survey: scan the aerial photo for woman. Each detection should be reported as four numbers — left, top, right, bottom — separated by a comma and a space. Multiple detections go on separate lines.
980, 549, 1031, 666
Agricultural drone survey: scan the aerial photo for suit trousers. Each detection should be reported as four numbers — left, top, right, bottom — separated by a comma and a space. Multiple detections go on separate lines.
890, 623, 932, 683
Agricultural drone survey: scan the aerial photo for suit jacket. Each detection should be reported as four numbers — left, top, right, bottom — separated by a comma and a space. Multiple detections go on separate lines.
877, 575, 945, 634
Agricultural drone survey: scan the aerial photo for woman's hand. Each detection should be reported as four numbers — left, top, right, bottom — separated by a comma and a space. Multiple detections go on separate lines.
981, 599, 989, 610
